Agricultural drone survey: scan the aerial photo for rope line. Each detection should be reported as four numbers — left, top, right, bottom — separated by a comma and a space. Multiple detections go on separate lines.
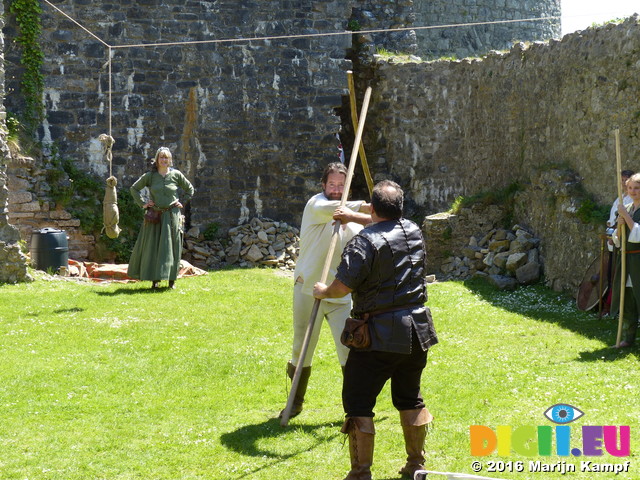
109, 16, 561, 49
108, 47, 112, 138
43, 0, 111, 48
98, 134, 115, 177
42, 0, 559, 50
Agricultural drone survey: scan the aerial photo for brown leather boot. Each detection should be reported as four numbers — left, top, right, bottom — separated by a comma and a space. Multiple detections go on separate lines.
278, 361, 311, 418
398, 408, 433, 478
342, 416, 375, 480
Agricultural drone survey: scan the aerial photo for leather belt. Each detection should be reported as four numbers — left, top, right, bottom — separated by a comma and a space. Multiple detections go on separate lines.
362, 303, 422, 320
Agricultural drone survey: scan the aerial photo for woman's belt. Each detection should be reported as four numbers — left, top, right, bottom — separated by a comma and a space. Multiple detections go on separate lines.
150, 205, 174, 213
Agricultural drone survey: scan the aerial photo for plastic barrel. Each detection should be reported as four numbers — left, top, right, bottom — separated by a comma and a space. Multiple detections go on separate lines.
30, 228, 69, 272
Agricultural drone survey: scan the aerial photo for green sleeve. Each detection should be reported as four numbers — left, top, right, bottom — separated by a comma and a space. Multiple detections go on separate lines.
177, 171, 195, 203
130, 172, 152, 208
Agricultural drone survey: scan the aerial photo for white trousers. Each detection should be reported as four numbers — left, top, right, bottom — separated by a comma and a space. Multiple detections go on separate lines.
290, 282, 351, 367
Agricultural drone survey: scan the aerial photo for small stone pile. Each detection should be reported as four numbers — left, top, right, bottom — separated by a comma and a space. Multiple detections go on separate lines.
440, 224, 542, 290
184, 217, 299, 271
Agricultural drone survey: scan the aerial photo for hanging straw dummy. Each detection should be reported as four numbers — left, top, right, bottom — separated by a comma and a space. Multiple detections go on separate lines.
99, 133, 121, 239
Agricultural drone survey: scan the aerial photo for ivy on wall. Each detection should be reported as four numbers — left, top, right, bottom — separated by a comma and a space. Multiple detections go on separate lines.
9, 0, 45, 134
46, 149, 141, 263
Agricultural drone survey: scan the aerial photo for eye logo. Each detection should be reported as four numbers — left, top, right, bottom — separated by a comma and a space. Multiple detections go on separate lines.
544, 404, 584, 424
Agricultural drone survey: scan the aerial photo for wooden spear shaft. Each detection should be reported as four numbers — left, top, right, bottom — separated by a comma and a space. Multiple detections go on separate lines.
614, 129, 626, 347
598, 233, 606, 317
280, 86, 373, 427
347, 71, 374, 197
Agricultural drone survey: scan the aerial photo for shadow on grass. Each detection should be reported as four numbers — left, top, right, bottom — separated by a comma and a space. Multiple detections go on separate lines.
462, 277, 639, 362
93, 286, 171, 296
53, 307, 85, 314
576, 346, 640, 362
219, 417, 340, 479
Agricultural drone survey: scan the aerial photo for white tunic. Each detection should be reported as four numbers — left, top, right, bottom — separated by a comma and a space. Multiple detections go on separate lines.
293, 192, 364, 303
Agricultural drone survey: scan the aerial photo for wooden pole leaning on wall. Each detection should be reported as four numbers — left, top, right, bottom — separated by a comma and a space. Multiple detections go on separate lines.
347, 71, 374, 197
614, 128, 626, 348
280, 86, 373, 427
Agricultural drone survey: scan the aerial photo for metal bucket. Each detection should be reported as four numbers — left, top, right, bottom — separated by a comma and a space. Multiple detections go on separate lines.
30, 227, 69, 273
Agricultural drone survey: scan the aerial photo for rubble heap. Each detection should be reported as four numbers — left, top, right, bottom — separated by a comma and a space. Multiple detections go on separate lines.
440, 224, 542, 290
184, 217, 299, 271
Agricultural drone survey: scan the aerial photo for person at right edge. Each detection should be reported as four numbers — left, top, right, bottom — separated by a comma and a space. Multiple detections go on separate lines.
610, 172, 640, 348
313, 180, 438, 480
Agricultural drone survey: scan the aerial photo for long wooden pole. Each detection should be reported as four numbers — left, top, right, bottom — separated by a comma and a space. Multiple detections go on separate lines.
347, 71, 374, 197
598, 233, 606, 317
280, 87, 372, 427
614, 129, 626, 347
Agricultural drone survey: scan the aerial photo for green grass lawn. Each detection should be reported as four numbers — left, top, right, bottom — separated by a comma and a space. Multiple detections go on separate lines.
0, 269, 637, 479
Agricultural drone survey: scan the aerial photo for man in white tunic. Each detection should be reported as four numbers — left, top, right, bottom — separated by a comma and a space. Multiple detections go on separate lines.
280, 162, 371, 418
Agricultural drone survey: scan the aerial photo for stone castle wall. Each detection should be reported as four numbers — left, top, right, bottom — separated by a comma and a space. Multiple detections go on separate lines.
359, 17, 640, 292
0, 0, 31, 283
2, 0, 557, 232
4, 0, 355, 233
413, 0, 560, 59
4, 0, 625, 295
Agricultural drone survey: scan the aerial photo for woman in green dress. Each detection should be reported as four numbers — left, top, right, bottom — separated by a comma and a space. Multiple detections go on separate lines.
127, 147, 195, 289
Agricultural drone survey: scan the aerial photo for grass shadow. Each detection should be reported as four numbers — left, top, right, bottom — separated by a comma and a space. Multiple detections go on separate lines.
462, 277, 638, 362
53, 307, 85, 314
94, 286, 169, 296
576, 345, 640, 362
219, 417, 340, 479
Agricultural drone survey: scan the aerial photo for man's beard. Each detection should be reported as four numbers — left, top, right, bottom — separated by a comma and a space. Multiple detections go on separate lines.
325, 192, 341, 200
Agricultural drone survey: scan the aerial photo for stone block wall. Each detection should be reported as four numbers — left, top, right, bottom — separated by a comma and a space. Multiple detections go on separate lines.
2, 0, 558, 234
5, 0, 354, 234
0, 0, 30, 283
362, 17, 640, 293
5, 0, 625, 296
6, 153, 95, 260
413, 0, 561, 59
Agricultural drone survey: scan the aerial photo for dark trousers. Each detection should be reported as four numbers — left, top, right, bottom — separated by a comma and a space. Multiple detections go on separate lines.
342, 333, 428, 417
622, 286, 640, 344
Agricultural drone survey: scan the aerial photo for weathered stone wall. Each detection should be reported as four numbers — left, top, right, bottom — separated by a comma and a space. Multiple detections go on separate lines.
347, 0, 560, 62
362, 17, 640, 293
4, 0, 354, 233
349, 0, 418, 62
6, 152, 96, 260
413, 0, 561, 59
0, 1, 31, 283
2, 0, 625, 296
2, 0, 557, 234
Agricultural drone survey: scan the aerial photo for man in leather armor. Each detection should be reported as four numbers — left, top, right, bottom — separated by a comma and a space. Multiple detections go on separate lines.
314, 180, 438, 480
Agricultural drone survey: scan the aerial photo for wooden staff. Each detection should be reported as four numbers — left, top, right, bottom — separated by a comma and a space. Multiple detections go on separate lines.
614, 129, 626, 347
347, 71, 374, 196
280, 86, 373, 427
598, 233, 606, 317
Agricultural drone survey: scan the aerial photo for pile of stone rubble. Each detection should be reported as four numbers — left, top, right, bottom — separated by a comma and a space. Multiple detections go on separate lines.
184, 217, 299, 271
440, 224, 542, 290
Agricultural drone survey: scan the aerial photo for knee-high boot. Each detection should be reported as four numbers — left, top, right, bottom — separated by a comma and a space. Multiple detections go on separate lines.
398, 408, 433, 478
341, 416, 375, 480
279, 361, 311, 418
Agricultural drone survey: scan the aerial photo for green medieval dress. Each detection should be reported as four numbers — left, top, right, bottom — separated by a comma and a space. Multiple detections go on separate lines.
127, 169, 194, 282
